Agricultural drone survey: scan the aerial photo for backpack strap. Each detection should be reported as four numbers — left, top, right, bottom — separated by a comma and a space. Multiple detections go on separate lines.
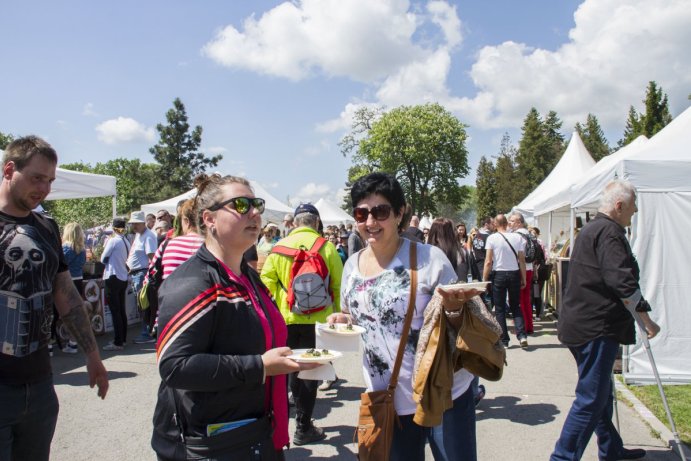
309, 236, 327, 253
271, 245, 300, 257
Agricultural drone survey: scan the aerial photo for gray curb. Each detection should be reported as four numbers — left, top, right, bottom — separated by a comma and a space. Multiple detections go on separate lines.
615, 380, 690, 459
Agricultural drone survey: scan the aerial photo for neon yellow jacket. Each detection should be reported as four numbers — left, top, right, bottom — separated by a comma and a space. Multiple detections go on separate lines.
260, 226, 343, 325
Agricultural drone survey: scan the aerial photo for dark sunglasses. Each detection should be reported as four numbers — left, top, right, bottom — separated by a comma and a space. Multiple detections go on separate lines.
208, 196, 265, 215
353, 204, 393, 223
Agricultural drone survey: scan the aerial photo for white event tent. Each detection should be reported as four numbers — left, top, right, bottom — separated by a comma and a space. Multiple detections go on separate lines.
570, 106, 691, 384
513, 132, 596, 244
141, 179, 293, 225
314, 198, 355, 226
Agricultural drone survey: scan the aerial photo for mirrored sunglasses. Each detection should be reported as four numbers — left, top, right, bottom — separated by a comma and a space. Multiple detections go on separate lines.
209, 196, 265, 215
353, 204, 392, 223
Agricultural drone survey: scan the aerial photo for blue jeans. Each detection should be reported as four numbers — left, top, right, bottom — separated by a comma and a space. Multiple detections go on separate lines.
390, 385, 477, 461
492, 270, 526, 344
130, 270, 149, 336
0, 377, 59, 461
550, 337, 624, 461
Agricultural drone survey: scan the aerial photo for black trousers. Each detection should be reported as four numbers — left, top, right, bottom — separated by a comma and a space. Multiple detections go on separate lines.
287, 324, 318, 429
105, 275, 128, 346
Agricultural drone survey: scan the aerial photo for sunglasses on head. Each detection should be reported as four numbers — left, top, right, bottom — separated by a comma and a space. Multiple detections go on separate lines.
208, 196, 265, 215
353, 204, 393, 223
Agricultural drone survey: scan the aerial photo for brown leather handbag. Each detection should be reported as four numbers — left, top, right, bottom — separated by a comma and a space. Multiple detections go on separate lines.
356, 241, 417, 461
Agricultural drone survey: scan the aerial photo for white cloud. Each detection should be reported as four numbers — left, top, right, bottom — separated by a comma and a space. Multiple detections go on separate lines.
83, 102, 97, 117
427, 1, 462, 48
202, 0, 461, 83
314, 0, 690, 140
452, 0, 691, 131
290, 182, 332, 206
95, 117, 155, 145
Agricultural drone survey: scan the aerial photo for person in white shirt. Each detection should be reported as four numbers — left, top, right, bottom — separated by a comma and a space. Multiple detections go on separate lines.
482, 214, 528, 348
509, 212, 536, 335
126, 211, 158, 344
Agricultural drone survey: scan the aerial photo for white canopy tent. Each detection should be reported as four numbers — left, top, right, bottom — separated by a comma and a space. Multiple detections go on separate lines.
513, 132, 596, 247
570, 106, 691, 384
140, 179, 293, 225
313, 198, 355, 226
0, 149, 118, 218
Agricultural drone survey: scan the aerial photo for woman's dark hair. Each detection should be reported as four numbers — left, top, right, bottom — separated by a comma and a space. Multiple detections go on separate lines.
427, 218, 463, 269
350, 172, 406, 232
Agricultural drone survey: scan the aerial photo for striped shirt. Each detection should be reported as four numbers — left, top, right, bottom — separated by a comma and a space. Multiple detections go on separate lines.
146, 233, 204, 284
161, 234, 204, 280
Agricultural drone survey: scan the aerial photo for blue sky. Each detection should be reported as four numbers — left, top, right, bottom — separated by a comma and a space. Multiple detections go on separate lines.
2, 0, 689, 208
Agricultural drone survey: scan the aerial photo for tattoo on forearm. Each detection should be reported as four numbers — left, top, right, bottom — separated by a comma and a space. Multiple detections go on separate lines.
61, 303, 97, 354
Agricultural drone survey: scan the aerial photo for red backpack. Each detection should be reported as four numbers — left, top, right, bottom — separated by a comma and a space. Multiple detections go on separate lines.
271, 237, 333, 315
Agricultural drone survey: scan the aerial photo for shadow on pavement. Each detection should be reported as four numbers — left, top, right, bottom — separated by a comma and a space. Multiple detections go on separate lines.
285, 424, 356, 461
476, 395, 560, 426
53, 370, 137, 388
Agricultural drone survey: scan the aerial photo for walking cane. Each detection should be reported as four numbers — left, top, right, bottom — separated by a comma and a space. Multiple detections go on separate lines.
612, 372, 620, 433
630, 311, 688, 461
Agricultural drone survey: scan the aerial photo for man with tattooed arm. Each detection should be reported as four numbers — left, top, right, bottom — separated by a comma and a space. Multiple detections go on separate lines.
0, 136, 109, 461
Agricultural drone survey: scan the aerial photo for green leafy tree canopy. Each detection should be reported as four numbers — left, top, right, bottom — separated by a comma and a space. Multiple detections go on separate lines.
347, 103, 470, 215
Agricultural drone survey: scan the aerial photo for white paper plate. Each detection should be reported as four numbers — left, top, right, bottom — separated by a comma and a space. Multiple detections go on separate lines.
441, 282, 490, 291
317, 323, 365, 336
287, 349, 343, 364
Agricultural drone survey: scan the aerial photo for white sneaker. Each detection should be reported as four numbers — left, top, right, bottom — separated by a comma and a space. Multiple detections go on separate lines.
62, 342, 79, 354
103, 342, 124, 351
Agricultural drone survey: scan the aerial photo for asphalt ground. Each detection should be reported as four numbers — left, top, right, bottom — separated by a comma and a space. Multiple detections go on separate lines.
51, 314, 680, 460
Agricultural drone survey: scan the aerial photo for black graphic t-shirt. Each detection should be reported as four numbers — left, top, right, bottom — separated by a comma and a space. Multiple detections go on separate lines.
0, 210, 67, 384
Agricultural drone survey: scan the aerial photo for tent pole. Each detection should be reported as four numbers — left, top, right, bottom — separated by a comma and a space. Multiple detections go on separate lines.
112, 196, 117, 220
548, 212, 553, 253
569, 208, 575, 254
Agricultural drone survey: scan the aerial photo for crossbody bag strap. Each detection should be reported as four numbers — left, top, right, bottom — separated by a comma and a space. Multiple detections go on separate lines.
387, 240, 418, 392
498, 232, 519, 265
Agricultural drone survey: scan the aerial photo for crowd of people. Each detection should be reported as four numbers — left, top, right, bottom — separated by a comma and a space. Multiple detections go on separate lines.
0, 135, 659, 461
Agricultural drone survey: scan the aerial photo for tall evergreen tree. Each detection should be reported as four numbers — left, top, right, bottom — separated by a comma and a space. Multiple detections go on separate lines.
618, 81, 672, 147
149, 98, 222, 196
475, 155, 496, 223
494, 134, 521, 213
575, 113, 610, 161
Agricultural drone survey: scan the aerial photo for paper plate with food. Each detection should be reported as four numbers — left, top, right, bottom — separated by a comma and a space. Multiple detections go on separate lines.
318, 322, 365, 336
441, 281, 490, 291
287, 348, 343, 364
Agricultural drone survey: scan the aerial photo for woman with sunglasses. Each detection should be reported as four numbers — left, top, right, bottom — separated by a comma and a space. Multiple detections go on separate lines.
328, 172, 479, 461
152, 174, 317, 461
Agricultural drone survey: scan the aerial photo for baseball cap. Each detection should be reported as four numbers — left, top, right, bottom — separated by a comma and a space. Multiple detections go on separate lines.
294, 203, 320, 217
113, 218, 127, 229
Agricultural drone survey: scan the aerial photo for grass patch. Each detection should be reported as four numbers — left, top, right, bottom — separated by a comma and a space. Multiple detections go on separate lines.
626, 384, 691, 445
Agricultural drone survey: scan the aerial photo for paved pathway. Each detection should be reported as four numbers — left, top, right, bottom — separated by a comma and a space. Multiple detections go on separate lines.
51, 315, 678, 460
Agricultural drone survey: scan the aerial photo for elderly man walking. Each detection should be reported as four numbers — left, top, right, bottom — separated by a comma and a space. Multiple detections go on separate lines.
550, 180, 660, 461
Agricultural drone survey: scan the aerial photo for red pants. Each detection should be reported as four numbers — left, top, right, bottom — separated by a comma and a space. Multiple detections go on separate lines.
520, 269, 534, 334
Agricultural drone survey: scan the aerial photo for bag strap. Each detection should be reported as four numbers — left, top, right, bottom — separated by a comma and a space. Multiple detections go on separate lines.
309, 236, 327, 253
498, 232, 519, 265
387, 240, 418, 392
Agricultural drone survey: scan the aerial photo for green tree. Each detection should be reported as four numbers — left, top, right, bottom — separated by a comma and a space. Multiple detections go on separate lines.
618, 81, 673, 147
44, 158, 166, 229
149, 98, 222, 195
494, 134, 521, 213
475, 155, 496, 223
515, 108, 566, 202
0, 131, 15, 150
575, 113, 610, 161
349, 103, 470, 215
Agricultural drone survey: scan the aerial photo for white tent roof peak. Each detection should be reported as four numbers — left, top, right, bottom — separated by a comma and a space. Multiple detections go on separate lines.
514, 131, 596, 218
314, 198, 354, 226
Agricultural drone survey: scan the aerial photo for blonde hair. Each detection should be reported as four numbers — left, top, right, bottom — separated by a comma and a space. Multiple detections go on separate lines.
62, 222, 85, 254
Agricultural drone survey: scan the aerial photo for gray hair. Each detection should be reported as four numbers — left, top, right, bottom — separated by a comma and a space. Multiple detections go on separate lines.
509, 212, 526, 226
599, 179, 636, 213
294, 212, 319, 230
